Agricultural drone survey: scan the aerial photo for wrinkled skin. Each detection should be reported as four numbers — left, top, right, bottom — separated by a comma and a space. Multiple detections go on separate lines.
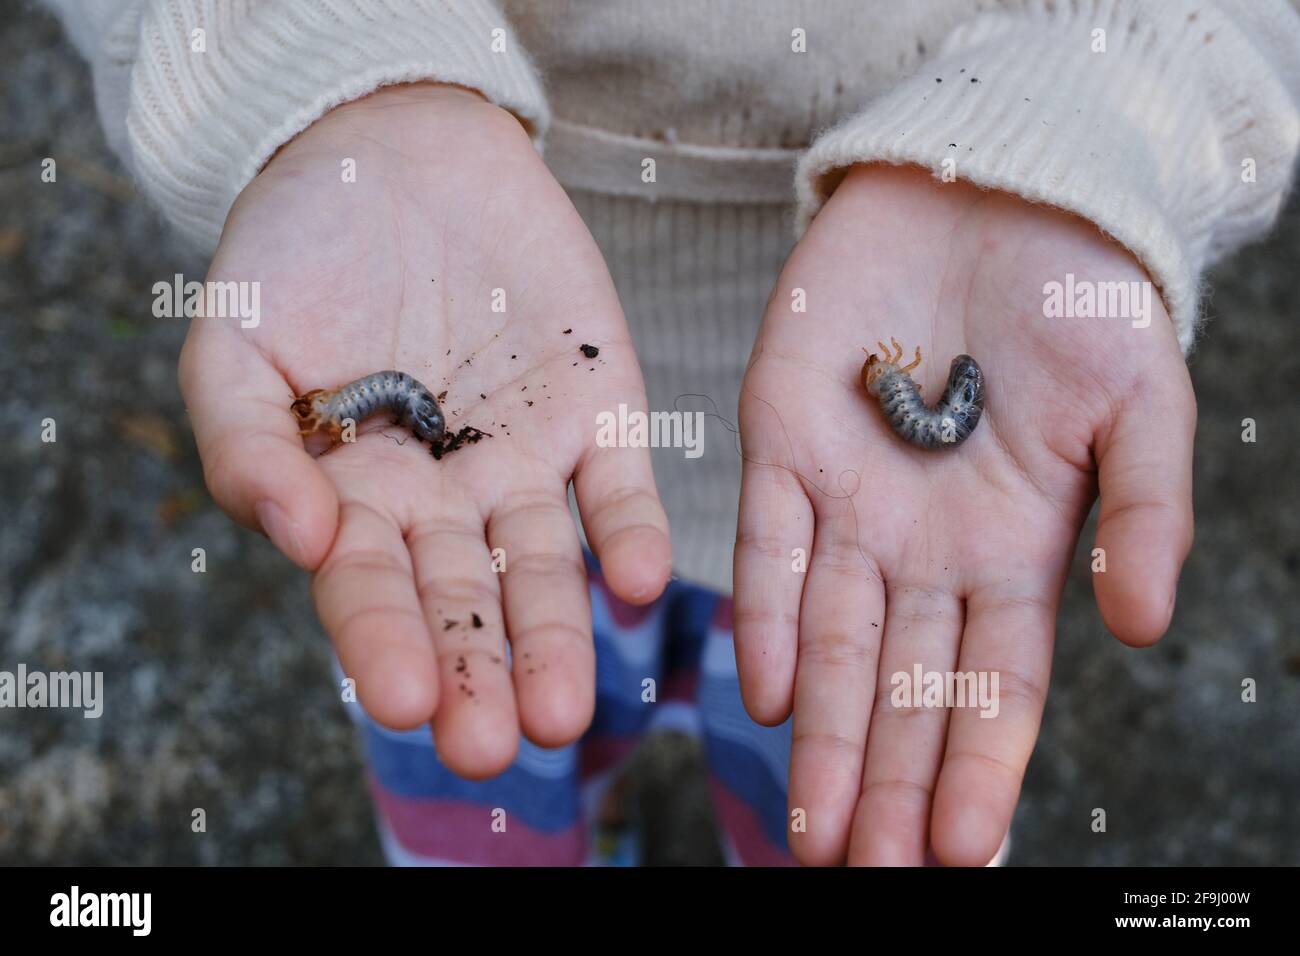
735, 165, 1195, 866
180, 84, 672, 777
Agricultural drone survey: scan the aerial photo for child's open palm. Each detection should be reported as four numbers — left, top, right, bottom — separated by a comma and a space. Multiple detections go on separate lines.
179, 84, 670, 778
735, 165, 1195, 865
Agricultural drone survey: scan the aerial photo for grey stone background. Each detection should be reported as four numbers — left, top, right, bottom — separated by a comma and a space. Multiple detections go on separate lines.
1, 2, 1296, 866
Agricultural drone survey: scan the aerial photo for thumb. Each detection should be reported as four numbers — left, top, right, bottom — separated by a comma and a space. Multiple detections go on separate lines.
1092, 373, 1196, 647
179, 326, 338, 570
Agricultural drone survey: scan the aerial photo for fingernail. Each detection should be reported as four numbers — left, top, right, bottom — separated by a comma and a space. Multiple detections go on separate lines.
255, 500, 306, 567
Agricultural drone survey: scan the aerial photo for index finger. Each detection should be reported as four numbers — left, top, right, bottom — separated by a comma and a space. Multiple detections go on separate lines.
312, 498, 440, 731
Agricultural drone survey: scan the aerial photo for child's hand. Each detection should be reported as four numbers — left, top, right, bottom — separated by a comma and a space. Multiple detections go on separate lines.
179, 83, 670, 777
735, 165, 1194, 865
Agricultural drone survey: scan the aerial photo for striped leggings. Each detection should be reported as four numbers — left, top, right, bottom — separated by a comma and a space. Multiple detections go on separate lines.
341, 554, 796, 866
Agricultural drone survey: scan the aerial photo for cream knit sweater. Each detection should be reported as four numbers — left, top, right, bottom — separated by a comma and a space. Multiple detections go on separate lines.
45, 0, 1300, 593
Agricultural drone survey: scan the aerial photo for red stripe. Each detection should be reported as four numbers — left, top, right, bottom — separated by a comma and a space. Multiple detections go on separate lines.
371, 784, 585, 866
712, 597, 734, 633
660, 669, 699, 703
578, 735, 639, 779
709, 780, 797, 867
590, 573, 660, 629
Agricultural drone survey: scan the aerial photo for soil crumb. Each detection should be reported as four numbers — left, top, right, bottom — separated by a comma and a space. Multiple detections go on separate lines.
438, 425, 493, 456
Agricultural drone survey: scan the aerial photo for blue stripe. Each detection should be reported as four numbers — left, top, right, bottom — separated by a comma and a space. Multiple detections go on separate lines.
587, 688, 659, 736
358, 551, 789, 845
362, 724, 581, 833
703, 726, 792, 849
665, 587, 718, 672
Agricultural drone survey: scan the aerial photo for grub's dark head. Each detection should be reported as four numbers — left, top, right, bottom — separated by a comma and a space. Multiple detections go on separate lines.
948, 355, 985, 407
290, 389, 331, 435
861, 350, 891, 396
410, 394, 446, 446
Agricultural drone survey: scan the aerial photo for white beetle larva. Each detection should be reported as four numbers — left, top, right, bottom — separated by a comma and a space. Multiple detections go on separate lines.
291, 370, 447, 458
861, 338, 985, 450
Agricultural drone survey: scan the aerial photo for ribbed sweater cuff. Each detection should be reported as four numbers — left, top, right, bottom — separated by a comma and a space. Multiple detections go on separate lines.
797, 0, 1300, 354
127, 0, 550, 251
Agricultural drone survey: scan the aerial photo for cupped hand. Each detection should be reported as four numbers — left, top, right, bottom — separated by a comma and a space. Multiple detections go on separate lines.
179, 84, 670, 776
735, 164, 1194, 865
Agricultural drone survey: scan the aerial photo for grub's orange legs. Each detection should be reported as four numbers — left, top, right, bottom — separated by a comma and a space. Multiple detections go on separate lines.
899, 345, 922, 375
867, 338, 922, 375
